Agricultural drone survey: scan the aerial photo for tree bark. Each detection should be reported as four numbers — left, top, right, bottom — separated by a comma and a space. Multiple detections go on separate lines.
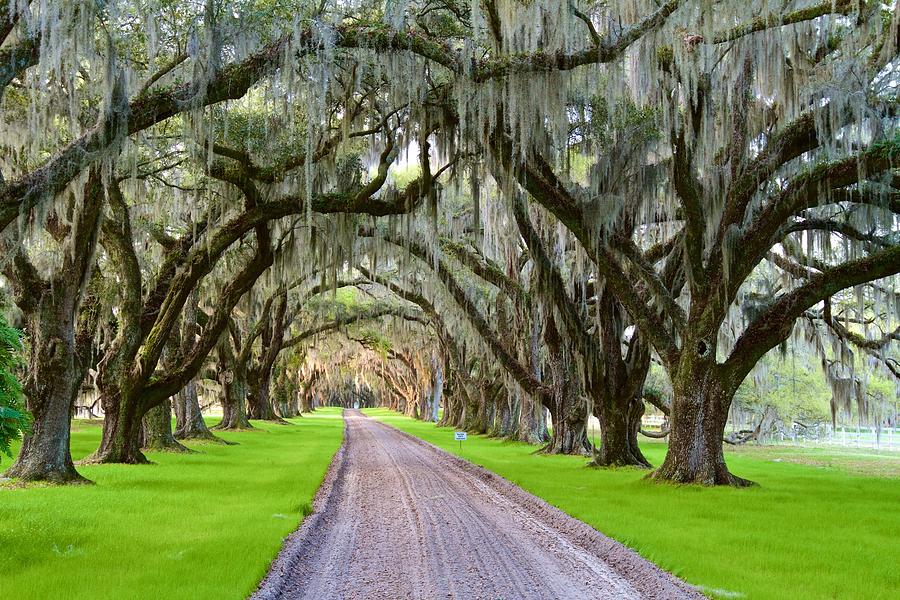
592, 394, 650, 468
221, 379, 253, 430
649, 353, 753, 486
89, 388, 150, 464
174, 381, 221, 442
218, 375, 252, 429
299, 390, 314, 413
544, 401, 592, 455
298, 369, 320, 414
464, 380, 490, 433
2, 174, 104, 483
246, 293, 289, 422
171, 292, 221, 442
518, 311, 549, 444
541, 314, 591, 455
3, 322, 87, 482
430, 360, 442, 422
490, 392, 516, 438
517, 391, 548, 444
590, 292, 652, 468
214, 329, 253, 430
273, 367, 300, 418
248, 377, 282, 421
141, 399, 190, 452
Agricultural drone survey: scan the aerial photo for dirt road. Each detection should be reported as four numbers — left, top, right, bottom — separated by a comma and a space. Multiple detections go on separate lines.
253, 411, 701, 599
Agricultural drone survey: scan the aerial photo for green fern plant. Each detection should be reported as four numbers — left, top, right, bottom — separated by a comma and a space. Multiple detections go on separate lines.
0, 314, 28, 461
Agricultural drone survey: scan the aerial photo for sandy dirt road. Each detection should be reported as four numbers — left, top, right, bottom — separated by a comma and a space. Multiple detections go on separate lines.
253, 410, 701, 599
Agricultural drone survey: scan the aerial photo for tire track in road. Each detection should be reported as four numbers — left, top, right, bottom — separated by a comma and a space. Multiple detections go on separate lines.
253, 410, 702, 600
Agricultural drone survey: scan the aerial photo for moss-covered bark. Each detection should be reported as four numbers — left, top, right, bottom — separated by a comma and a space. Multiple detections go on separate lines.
2, 173, 103, 483
214, 334, 253, 430
174, 382, 222, 442
142, 400, 191, 453
649, 325, 753, 486
591, 395, 650, 468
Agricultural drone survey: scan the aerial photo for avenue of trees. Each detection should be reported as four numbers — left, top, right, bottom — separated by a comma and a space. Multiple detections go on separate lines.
0, 0, 898, 486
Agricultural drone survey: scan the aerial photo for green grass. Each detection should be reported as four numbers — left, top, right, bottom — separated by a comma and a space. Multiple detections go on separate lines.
0, 409, 344, 600
366, 409, 900, 600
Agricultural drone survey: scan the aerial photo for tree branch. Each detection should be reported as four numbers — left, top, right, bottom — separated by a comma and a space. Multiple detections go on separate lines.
725, 244, 900, 384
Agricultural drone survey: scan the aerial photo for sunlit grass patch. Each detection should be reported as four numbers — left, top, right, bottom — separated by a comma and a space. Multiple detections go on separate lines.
0, 409, 344, 600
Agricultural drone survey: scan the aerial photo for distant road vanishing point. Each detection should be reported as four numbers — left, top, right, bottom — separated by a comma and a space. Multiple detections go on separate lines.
253, 410, 701, 600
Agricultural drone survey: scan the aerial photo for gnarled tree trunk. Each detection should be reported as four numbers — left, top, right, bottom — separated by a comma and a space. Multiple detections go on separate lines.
218, 374, 252, 429
247, 377, 277, 420
2, 174, 104, 483
298, 369, 320, 414
490, 392, 516, 438
517, 391, 548, 444
593, 394, 650, 468
246, 293, 289, 423
3, 312, 88, 482
90, 387, 149, 464
141, 399, 190, 452
544, 400, 591, 455
174, 381, 220, 442
590, 293, 652, 468
214, 330, 252, 430
649, 348, 752, 486
541, 314, 591, 455
172, 292, 221, 442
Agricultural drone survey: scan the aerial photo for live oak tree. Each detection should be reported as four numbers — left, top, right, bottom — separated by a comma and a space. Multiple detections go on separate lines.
0, 174, 105, 481
87, 127, 443, 463
481, 1, 900, 484
1, 0, 897, 489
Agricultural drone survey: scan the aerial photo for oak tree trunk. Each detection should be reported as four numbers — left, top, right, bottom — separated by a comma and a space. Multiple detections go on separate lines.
141, 399, 190, 452
650, 354, 752, 486
429, 361, 442, 422
248, 377, 287, 422
174, 381, 221, 442
89, 389, 148, 464
592, 394, 650, 468
4, 298, 92, 483
542, 314, 591, 455
217, 372, 253, 430
3, 337, 85, 482
215, 338, 253, 430
3, 176, 103, 483
465, 384, 487, 433
517, 391, 548, 444
490, 394, 516, 438
298, 370, 318, 414
544, 401, 592, 455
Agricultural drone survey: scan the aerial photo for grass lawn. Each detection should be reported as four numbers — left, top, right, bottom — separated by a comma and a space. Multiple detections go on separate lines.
366, 409, 900, 600
0, 409, 344, 600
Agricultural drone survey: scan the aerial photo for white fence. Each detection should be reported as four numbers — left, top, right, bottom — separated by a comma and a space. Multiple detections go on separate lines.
764, 424, 900, 451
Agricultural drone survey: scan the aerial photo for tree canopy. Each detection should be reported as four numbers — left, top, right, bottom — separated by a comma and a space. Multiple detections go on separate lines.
1, 0, 898, 485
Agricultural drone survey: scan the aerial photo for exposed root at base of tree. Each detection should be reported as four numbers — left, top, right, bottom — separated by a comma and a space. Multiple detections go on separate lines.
142, 440, 195, 453
588, 455, 652, 469
212, 421, 254, 431
537, 444, 593, 457
175, 431, 235, 445
0, 468, 93, 486
78, 451, 152, 466
646, 465, 756, 487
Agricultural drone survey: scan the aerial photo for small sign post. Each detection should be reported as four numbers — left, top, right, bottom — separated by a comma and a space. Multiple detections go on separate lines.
454, 431, 467, 452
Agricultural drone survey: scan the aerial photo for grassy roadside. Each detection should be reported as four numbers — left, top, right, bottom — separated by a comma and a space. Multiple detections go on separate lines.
0, 409, 344, 600
366, 408, 900, 600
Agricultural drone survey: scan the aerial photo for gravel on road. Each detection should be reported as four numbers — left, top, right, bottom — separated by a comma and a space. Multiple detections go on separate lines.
252, 410, 702, 600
